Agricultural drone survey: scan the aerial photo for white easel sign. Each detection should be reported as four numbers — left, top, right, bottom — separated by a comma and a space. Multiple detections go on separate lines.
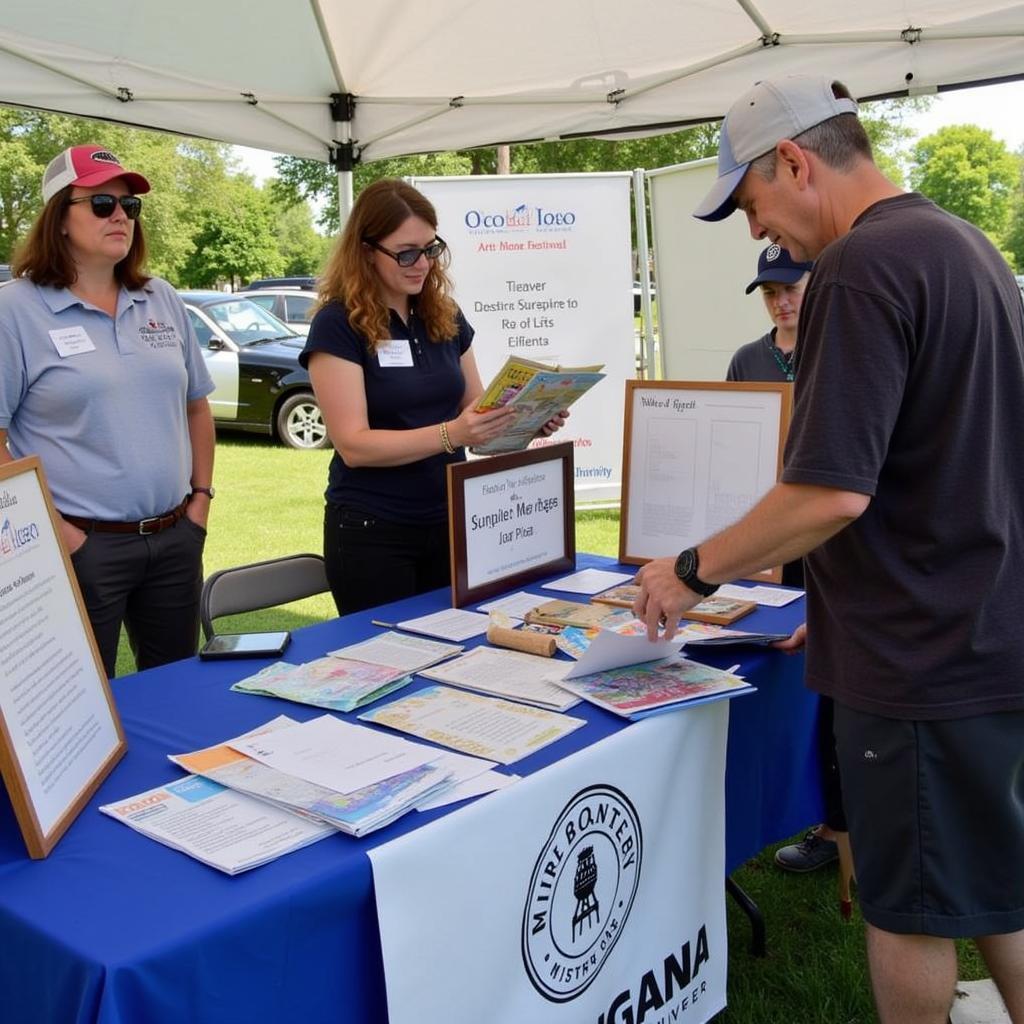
0, 456, 125, 858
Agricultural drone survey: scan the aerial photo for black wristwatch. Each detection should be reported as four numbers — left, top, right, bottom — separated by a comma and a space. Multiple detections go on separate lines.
190, 486, 215, 500
674, 547, 718, 597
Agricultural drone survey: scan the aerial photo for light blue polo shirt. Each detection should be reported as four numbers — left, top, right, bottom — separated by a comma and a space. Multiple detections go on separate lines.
0, 278, 214, 520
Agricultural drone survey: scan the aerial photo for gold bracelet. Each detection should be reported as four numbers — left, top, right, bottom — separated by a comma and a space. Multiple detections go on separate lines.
440, 421, 455, 455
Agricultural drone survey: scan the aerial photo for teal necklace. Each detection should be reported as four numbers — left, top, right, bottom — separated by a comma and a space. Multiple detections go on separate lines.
769, 342, 795, 381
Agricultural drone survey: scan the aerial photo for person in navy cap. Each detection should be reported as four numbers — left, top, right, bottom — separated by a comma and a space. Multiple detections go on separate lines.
727, 244, 812, 384
637, 75, 1024, 1022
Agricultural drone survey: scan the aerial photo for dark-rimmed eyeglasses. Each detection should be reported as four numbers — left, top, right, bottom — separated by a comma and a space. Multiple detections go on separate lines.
364, 236, 446, 268
67, 194, 143, 220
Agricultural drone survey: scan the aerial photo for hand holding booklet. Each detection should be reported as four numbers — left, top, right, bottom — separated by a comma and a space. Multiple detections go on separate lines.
470, 355, 605, 455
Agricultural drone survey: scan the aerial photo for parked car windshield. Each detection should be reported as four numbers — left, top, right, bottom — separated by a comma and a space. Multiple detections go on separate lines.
200, 298, 296, 344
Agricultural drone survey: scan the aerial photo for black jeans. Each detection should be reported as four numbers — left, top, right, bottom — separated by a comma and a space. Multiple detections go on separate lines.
69, 517, 206, 677
323, 504, 451, 615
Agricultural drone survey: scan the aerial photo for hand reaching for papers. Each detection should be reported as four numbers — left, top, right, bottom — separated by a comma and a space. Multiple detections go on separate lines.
772, 622, 806, 654
632, 556, 702, 641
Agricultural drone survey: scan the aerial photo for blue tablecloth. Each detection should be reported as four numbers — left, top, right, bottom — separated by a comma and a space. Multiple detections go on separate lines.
0, 554, 821, 1024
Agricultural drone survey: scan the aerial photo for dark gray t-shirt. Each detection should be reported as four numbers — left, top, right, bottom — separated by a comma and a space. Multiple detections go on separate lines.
726, 330, 794, 383
782, 193, 1024, 719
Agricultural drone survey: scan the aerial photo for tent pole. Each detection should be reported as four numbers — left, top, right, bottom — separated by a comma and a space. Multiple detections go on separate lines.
633, 168, 657, 379
331, 92, 356, 227
338, 165, 354, 226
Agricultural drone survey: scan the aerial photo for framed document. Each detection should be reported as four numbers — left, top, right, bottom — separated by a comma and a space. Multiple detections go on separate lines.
447, 442, 575, 607
0, 456, 126, 858
619, 381, 792, 581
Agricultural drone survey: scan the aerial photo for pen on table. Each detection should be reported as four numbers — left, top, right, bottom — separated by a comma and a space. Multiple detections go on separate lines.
371, 619, 396, 628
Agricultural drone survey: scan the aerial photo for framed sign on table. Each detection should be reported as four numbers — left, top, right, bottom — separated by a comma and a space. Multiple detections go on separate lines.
619, 381, 793, 581
0, 456, 126, 858
447, 442, 575, 607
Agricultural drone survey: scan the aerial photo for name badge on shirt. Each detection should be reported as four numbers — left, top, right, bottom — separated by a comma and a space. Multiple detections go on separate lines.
377, 339, 414, 367
48, 326, 97, 358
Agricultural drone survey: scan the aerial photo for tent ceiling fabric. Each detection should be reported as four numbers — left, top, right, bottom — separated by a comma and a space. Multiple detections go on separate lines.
1, 1, 1023, 163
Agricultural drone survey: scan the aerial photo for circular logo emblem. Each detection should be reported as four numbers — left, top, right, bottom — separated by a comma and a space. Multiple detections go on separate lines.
521, 784, 642, 1002
765, 242, 782, 261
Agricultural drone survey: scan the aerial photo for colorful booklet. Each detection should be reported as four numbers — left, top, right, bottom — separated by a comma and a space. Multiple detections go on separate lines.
677, 622, 791, 646
680, 596, 757, 625
169, 716, 453, 837
554, 654, 754, 720
230, 656, 413, 713
471, 356, 605, 455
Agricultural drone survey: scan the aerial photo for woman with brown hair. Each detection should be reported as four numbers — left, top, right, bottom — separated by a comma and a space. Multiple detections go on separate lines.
0, 145, 216, 676
302, 178, 564, 614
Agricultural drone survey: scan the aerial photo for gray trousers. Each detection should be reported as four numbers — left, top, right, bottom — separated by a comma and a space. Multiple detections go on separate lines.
69, 517, 206, 677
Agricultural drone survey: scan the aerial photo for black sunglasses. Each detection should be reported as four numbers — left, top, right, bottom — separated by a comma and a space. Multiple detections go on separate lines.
364, 236, 446, 268
67, 194, 143, 220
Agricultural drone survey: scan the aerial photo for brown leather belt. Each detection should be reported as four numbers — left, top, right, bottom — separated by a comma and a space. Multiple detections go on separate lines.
62, 498, 189, 536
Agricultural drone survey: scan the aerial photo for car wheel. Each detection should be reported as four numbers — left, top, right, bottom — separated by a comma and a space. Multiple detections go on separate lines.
275, 391, 330, 450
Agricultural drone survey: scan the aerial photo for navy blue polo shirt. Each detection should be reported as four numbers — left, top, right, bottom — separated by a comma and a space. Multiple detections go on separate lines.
300, 301, 473, 524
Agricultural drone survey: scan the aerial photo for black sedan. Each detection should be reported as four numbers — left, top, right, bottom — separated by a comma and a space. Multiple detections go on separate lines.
179, 291, 330, 449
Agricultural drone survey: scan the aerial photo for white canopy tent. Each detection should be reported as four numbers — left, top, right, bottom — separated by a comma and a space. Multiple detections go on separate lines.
2, 0, 1024, 216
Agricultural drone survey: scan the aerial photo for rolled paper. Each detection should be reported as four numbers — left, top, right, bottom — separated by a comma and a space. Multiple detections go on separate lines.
486, 622, 557, 658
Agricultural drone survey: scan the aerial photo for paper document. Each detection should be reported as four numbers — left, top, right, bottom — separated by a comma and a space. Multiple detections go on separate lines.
716, 583, 803, 607
170, 717, 453, 837
100, 775, 333, 874
327, 632, 463, 672
359, 684, 586, 764
475, 591, 547, 620
541, 568, 634, 594
418, 646, 579, 711
229, 714, 439, 794
396, 609, 490, 642
562, 627, 685, 679
416, 769, 519, 811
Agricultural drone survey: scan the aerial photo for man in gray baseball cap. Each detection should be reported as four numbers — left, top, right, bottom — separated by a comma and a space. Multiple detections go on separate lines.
636, 75, 1024, 1023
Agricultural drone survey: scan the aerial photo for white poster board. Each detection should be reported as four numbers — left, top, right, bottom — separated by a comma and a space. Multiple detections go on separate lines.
448, 443, 575, 607
413, 173, 635, 502
648, 158, 767, 380
370, 700, 729, 1024
619, 382, 792, 581
0, 456, 125, 857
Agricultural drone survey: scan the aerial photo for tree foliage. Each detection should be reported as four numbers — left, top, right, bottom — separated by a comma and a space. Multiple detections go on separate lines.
0, 109, 328, 285
909, 124, 1020, 236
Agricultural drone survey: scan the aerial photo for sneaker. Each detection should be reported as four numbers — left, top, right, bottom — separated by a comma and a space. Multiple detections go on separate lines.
774, 828, 839, 873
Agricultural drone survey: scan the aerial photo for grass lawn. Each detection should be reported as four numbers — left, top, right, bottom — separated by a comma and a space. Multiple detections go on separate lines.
114, 435, 988, 1021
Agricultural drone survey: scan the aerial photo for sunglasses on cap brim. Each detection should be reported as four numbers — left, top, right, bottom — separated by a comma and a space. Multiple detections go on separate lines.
67, 194, 143, 220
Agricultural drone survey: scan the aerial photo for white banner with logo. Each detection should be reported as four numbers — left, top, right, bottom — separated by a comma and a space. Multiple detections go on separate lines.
369, 702, 729, 1024
412, 173, 635, 503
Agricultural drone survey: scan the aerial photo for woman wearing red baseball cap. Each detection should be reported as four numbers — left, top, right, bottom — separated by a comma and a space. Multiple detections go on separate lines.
0, 145, 217, 677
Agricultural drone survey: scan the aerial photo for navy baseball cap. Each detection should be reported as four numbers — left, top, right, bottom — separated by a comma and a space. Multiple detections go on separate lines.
745, 245, 813, 294
694, 76, 858, 222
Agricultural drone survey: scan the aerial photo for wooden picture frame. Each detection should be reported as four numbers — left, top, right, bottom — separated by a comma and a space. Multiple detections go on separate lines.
0, 456, 126, 858
619, 381, 793, 582
447, 442, 575, 607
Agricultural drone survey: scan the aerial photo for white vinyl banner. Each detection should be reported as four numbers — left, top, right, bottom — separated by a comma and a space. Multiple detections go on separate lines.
413, 174, 635, 503
369, 702, 729, 1024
